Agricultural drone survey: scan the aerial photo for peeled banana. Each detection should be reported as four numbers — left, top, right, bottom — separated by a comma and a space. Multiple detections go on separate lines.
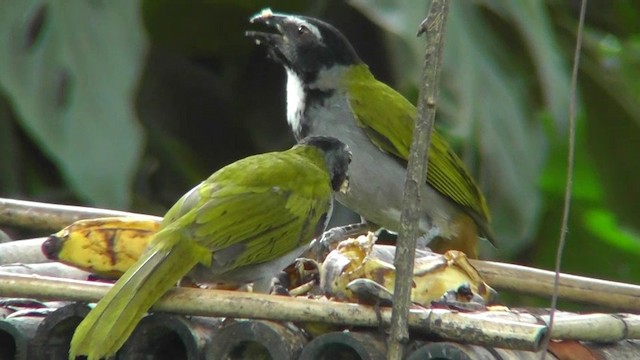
320, 233, 496, 307
42, 217, 160, 278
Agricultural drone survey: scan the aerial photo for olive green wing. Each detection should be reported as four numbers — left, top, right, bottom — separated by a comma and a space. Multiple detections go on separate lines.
163, 152, 332, 273
346, 66, 491, 222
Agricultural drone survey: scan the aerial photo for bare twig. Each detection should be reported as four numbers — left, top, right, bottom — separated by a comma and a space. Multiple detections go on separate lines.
542, 0, 588, 358
0, 198, 161, 231
388, 1, 450, 358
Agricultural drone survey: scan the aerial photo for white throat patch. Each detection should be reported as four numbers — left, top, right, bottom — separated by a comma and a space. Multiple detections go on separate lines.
286, 69, 305, 132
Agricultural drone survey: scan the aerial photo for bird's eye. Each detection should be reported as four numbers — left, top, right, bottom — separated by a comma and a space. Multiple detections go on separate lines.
298, 25, 309, 35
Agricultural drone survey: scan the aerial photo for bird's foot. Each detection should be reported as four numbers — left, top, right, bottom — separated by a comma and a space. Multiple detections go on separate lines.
310, 222, 371, 261
268, 272, 291, 296
416, 227, 442, 249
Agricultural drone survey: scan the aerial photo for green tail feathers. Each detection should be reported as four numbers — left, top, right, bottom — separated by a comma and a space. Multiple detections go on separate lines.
69, 234, 210, 360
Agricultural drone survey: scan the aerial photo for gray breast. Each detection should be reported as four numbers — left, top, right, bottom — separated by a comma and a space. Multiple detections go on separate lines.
308, 96, 401, 224
304, 93, 458, 236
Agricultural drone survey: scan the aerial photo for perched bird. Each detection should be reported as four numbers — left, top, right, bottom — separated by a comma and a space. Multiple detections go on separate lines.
69, 136, 351, 360
247, 10, 495, 258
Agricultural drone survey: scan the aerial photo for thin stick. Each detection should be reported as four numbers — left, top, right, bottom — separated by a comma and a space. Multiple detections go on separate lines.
0, 198, 161, 231
388, 1, 450, 358
543, 0, 587, 357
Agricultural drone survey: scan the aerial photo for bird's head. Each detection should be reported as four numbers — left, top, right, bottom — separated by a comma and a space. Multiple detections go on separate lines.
299, 136, 351, 193
246, 9, 361, 82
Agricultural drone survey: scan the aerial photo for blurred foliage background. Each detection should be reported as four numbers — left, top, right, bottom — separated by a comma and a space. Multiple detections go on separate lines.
1, 0, 639, 307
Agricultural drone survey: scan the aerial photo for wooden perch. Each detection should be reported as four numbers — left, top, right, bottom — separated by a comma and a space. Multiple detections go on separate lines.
0, 273, 545, 351
542, 312, 640, 342
472, 260, 640, 311
1, 198, 639, 312
0, 197, 161, 231
2, 273, 640, 350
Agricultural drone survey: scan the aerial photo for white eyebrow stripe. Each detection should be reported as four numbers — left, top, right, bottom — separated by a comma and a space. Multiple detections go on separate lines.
287, 16, 324, 44
304, 22, 323, 40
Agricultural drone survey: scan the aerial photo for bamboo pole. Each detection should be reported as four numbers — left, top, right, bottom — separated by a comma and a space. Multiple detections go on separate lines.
543, 313, 630, 342
472, 260, 640, 311
3, 273, 640, 348
0, 198, 161, 231
2, 198, 639, 311
0, 273, 546, 351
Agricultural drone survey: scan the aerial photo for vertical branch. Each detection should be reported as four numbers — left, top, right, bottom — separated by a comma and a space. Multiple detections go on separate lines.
387, 1, 451, 358
542, 0, 588, 358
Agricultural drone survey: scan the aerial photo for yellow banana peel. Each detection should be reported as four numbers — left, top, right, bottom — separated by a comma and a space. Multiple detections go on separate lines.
42, 217, 160, 278
320, 233, 496, 307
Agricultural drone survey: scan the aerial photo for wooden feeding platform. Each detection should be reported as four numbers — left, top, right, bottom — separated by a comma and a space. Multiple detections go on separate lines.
1, 198, 640, 359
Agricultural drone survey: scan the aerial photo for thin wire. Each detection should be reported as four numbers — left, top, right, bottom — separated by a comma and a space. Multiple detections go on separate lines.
541, 0, 587, 358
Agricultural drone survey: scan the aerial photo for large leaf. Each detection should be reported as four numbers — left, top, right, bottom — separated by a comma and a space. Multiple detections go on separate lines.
480, 0, 570, 130
0, 0, 147, 207
541, 114, 640, 258
444, 3, 546, 254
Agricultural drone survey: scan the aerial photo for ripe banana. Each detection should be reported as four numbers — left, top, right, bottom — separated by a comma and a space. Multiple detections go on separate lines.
42, 217, 160, 278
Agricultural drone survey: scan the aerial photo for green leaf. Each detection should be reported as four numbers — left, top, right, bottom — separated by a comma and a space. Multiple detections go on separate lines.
539, 116, 603, 203
0, 0, 147, 207
583, 209, 640, 256
580, 39, 640, 233
533, 196, 640, 286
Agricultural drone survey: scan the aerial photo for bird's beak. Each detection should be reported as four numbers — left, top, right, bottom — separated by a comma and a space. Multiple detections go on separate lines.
246, 9, 302, 67
245, 9, 288, 48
